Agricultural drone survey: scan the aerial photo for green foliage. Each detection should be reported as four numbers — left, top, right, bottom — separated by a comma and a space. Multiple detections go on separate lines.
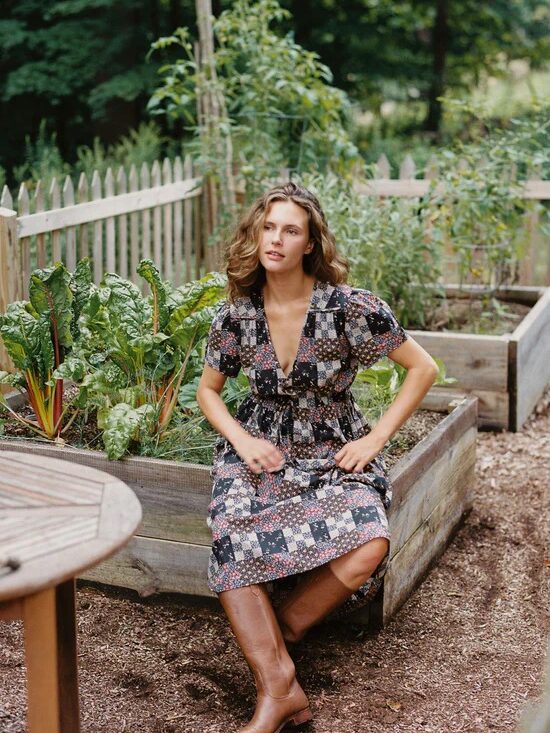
148, 0, 358, 202
300, 170, 443, 328
0, 261, 85, 439
353, 356, 456, 426
72, 263, 227, 459
12, 120, 70, 193
430, 102, 550, 291
281, 0, 550, 131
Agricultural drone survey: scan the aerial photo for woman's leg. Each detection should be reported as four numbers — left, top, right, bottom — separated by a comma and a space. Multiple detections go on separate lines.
276, 537, 389, 643
218, 583, 312, 732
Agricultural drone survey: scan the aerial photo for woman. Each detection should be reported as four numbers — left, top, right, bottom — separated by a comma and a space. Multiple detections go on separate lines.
196, 181, 438, 733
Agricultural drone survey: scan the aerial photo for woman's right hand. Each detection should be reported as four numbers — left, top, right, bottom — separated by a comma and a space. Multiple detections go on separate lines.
232, 433, 286, 475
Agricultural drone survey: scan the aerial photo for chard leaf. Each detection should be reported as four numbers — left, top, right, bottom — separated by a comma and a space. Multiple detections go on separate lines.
101, 273, 152, 341
29, 263, 74, 356
0, 371, 26, 388
0, 302, 43, 373
166, 271, 227, 317
169, 305, 218, 349
137, 259, 169, 333
102, 401, 155, 460
103, 402, 141, 459
71, 258, 94, 340
37, 312, 55, 383
52, 355, 86, 383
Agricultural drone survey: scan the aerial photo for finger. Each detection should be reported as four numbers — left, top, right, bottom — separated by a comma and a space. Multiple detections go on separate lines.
249, 457, 263, 474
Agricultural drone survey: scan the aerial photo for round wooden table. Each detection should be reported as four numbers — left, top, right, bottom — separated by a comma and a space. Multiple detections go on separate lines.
0, 450, 142, 733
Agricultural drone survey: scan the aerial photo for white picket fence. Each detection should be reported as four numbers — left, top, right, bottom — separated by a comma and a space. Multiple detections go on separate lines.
0, 155, 210, 302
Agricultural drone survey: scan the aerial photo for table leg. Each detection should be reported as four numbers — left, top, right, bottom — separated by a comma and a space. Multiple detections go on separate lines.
22, 579, 81, 733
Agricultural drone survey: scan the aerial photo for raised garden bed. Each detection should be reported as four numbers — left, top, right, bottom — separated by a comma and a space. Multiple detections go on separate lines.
0, 392, 477, 630
409, 285, 550, 431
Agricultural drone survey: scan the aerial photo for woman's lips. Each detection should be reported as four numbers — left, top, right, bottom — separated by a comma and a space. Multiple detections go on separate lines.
267, 251, 284, 259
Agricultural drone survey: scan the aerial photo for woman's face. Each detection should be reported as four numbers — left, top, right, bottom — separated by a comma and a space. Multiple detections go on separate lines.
259, 200, 313, 273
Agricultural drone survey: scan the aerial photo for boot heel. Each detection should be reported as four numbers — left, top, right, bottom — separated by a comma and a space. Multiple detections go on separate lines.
289, 706, 313, 725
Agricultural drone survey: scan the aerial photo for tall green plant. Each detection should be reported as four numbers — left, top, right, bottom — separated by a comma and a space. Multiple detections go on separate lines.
0, 261, 91, 439
301, 170, 443, 328
68, 263, 227, 459
431, 101, 550, 292
147, 0, 358, 203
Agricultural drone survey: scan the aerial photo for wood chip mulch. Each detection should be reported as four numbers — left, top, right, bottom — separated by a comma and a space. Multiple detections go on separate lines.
0, 395, 548, 733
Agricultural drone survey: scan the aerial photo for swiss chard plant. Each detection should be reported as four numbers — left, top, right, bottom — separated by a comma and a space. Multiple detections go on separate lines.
0, 260, 92, 439
65, 261, 227, 459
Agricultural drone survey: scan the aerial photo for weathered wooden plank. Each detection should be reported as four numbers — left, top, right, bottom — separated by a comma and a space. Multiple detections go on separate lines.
139, 163, 151, 265
18, 178, 202, 238
17, 184, 31, 298
425, 386, 508, 431
408, 330, 509, 392
49, 178, 61, 265
389, 425, 476, 556
183, 155, 193, 284
0, 440, 212, 494
442, 283, 542, 306
63, 176, 77, 273
399, 154, 416, 179
389, 396, 477, 511
162, 158, 173, 281
91, 171, 103, 285
104, 168, 116, 274
80, 537, 213, 598
510, 287, 550, 430
173, 157, 184, 286
116, 167, 128, 280
77, 173, 89, 261
152, 161, 162, 269
355, 179, 550, 200
129, 165, 140, 283
34, 181, 46, 268
383, 459, 473, 622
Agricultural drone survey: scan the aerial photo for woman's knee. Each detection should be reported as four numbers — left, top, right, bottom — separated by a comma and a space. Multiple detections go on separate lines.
355, 537, 389, 568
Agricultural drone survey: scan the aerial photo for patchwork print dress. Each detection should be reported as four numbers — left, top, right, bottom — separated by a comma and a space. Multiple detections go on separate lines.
204, 279, 409, 613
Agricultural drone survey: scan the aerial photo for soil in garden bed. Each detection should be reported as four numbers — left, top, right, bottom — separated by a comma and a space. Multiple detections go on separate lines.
417, 295, 531, 335
1, 393, 547, 733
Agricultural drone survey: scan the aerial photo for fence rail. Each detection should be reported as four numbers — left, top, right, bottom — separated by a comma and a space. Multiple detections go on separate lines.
0, 155, 215, 297
0, 150, 548, 305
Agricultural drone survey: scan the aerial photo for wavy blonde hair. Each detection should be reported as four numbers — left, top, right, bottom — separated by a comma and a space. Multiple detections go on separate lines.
222, 182, 350, 302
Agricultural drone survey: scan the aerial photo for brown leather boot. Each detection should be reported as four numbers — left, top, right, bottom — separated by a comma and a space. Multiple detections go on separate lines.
275, 564, 355, 644
219, 584, 312, 733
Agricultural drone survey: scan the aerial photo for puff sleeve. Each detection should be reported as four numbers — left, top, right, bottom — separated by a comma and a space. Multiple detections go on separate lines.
204, 301, 241, 377
344, 288, 408, 369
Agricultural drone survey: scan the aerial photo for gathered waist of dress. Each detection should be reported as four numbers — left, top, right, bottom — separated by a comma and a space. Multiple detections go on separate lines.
240, 389, 363, 418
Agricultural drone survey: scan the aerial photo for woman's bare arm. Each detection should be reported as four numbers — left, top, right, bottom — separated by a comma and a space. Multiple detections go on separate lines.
196, 365, 250, 447
196, 365, 285, 474
334, 337, 438, 472
369, 336, 439, 444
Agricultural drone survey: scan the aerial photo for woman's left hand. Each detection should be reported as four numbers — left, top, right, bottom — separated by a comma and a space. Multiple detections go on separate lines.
334, 432, 387, 473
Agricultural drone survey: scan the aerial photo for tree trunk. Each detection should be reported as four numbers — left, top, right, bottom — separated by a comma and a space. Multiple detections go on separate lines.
195, 0, 236, 223
424, 0, 449, 135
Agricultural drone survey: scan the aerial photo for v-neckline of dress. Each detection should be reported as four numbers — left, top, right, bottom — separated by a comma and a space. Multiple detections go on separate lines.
259, 279, 318, 380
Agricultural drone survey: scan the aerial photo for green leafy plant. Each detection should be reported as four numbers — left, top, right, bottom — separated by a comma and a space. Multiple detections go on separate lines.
353, 356, 457, 426
68, 262, 227, 459
0, 260, 91, 439
147, 0, 358, 205
301, 170, 443, 328
430, 102, 550, 294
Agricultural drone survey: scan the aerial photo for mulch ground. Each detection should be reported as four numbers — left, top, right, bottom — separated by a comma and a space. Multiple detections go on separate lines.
0, 395, 548, 733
